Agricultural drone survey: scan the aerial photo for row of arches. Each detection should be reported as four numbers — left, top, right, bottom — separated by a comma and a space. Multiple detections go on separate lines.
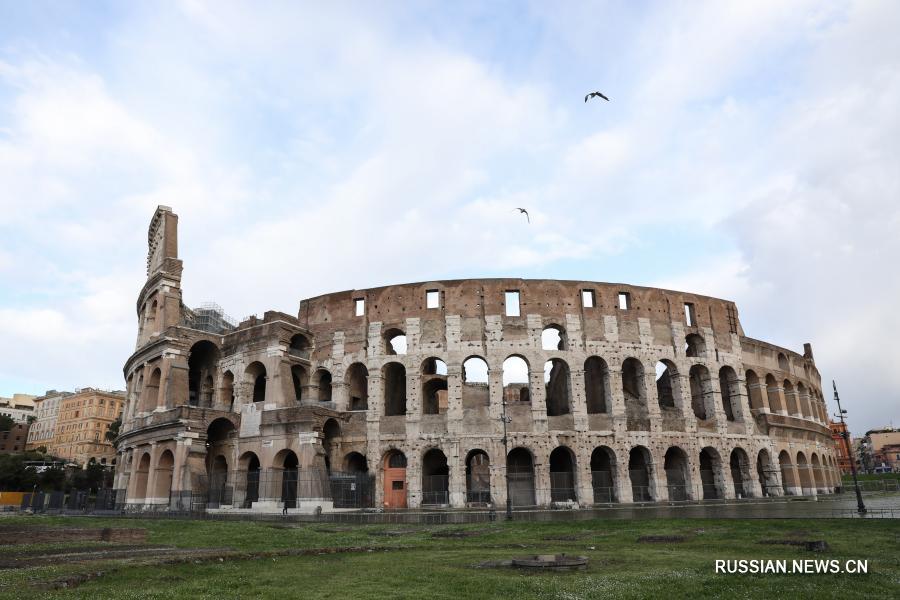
745, 370, 827, 421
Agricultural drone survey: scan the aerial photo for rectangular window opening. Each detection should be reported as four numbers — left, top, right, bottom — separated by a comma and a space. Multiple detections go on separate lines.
354, 298, 365, 317
617, 292, 630, 310
426, 289, 440, 309
581, 289, 595, 308
684, 302, 696, 327
505, 290, 521, 317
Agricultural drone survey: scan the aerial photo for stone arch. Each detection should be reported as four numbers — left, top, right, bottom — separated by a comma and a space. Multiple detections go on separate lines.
766, 374, 784, 413
541, 324, 567, 351
382, 362, 407, 416
777, 352, 789, 371
346, 363, 369, 411
590, 446, 617, 503
628, 445, 654, 502
188, 340, 219, 408
796, 451, 813, 495
502, 355, 531, 404
273, 449, 299, 508
811, 453, 825, 493
316, 369, 333, 403
744, 370, 765, 410
153, 449, 175, 502
143, 368, 161, 412
699, 447, 724, 499
783, 380, 798, 415
685, 333, 706, 357
730, 447, 752, 498
343, 452, 368, 473
245, 362, 267, 404
207, 454, 229, 506
133, 452, 151, 501
382, 449, 407, 509
689, 364, 713, 421
239, 451, 261, 507
421, 448, 450, 505
655, 360, 678, 409
756, 449, 778, 497
384, 328, 407, 355
322, 418, 342, 474
622, 358, 648, 428
465, 449, 490, 504
421, 358, 448, 415
718, 366, 739, 421
544, 358, 571, 416
506, 447, 536, 507
778, 450, 797, 496
797, 382, 810, 418
584, 356, 610, 414
549, 446, 577, 502
664, 446, 691, 501
462, 356, 489, 408
288, 333, 311, 357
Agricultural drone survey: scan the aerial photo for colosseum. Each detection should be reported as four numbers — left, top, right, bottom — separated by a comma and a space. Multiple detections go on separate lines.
113, 206, 841, 512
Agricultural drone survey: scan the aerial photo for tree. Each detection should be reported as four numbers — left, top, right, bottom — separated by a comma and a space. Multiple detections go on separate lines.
105, 417, 121, 443
0, 415, 15, 432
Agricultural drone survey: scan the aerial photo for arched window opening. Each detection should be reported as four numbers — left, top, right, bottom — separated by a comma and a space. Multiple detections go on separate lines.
346, 363, 369, 411
796, 451, 813, 495
343, 452, 368, 473
465, 450, 490, 504
245, 362, 267, 404
744, 370, 764, 411
317, 370, 333, 403
506, 448, 536, 507
240, 452, 261, 507
699, 447, 723, 500
549, 446, 577, 502
664, 447, 691, 501
590, 447, 616, 503
502, 356, 530, 405
783, 380, 798, 415
541, 325, 567, 351
288, 334, 310, 357
188, 340, 220, 408
777, 353, 789, 371
383, 363, 407, 416
655, 360, 677, 409
207, 454, 229, 507
274, 450, 299, 510
384, 329, 407, 355
422, 449, 450, 505
689, 364, 712, 421
730, 448, 751, 498
462, 356, 489, 409
322, 418, 342, 475
766, 374, 784, 413
584, 357, 610, 414
143, 368, 161, 412
422, 358, 449, 415
718, 366, 738, 421
291, 365, 308, 403
628, 446, 653, 502
133, 452, 151, 500
685, 334, 705, 357
622, 358, 648, 429
797, 382, 810, 418
778, 451, 797, 496
154, 450, 175, 502
544, 358, 571, 416
756, 449, 777, 497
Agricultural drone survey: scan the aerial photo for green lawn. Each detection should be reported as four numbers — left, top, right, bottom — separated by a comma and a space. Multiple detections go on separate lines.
0, 515, 897, 599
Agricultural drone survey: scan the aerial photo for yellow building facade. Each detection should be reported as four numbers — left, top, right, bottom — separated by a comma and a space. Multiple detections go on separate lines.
53, 389, 125, 466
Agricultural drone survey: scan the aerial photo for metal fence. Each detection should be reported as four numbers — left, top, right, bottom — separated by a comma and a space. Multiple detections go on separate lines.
421, 475, 450, 506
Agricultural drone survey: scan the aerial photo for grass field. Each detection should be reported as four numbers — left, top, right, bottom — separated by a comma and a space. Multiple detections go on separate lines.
0, 515, 898, 599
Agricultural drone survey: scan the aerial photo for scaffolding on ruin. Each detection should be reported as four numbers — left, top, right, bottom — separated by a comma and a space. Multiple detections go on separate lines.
185, 302, 237, 334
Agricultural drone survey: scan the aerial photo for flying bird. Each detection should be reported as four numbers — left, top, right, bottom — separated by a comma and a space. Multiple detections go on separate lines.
585, 91, 609, 102
513, 207, 530, 223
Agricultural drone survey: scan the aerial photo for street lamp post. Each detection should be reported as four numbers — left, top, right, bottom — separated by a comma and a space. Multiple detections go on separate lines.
833, 380, 866, 515
500, 399, 513, 520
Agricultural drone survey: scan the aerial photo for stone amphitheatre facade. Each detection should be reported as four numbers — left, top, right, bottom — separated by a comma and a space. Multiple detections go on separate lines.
113, 206, 841, 511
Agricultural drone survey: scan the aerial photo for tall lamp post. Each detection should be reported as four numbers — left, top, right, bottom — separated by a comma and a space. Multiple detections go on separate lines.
833, 381, 866, 515
500, 399, 513, 520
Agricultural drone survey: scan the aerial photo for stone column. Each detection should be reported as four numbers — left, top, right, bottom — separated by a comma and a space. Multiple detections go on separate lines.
447, 442, 465, 508
445, 363, 463, 435
616, 458, 633, 503
644, 366, 662, 434
576, 449, 594, 505
676, 373, 697, 432
533, 448, 550, 506
144, 442, 160, 504
530, 368, 548, 434
651, 449, 668, 502
570, 367, 588, 432
608, 368, 627, 435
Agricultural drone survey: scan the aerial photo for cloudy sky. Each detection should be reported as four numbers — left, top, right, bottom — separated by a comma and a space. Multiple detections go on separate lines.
1, 1, 897, 435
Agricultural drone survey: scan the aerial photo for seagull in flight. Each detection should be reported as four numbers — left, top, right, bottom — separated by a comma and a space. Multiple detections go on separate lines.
513, 207, 530, 223
585, 91, 609, 102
